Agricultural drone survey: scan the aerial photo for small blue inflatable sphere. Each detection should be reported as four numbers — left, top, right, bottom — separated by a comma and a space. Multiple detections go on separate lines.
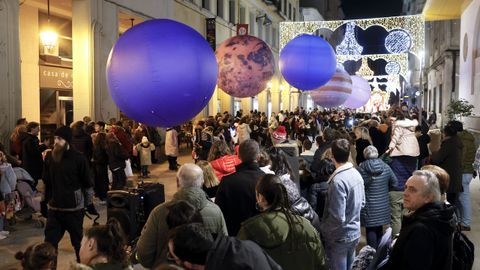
279, 34, 336, 91
106, 19, 218, 127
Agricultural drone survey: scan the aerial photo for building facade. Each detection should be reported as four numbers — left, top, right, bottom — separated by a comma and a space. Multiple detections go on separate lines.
0, 0, 300, 147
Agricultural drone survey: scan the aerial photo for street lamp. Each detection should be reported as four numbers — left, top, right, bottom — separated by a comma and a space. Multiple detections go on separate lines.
40, 0, 58, 51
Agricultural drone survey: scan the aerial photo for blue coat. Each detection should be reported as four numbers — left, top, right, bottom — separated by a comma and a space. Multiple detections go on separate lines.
358, 158, 398, 227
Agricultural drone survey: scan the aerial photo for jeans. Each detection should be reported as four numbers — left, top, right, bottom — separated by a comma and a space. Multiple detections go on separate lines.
141, 165, 149, 177
94, 164, 109, 200
366, 226, 383, 249
111, 169, 127, 190
325, 238, 359, 270
167, 155, 178, 170
389, 191, 404, 236
45, 209, 84, 263
458, 173, 473, 226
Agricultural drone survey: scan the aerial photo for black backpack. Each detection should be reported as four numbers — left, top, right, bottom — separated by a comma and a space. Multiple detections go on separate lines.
452, 227, 474, 270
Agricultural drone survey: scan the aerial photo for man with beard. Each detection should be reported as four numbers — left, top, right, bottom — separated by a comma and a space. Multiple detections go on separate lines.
42, 126, 97, 263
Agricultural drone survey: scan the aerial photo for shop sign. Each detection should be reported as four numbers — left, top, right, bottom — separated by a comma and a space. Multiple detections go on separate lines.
39, 65, 73, 89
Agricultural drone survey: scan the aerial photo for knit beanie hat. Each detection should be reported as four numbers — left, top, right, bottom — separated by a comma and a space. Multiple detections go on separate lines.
54, 126, 73, 144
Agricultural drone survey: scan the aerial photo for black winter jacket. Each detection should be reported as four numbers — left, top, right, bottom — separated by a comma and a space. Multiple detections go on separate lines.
215, 161, 265, 236
43, 148, 93, 210
386, 202, 455, 270
205, 236, 282, 270
106, 142, 129, 171
21, 133, 47, 180
431, 136, 464, 193
71, 130, 93, 161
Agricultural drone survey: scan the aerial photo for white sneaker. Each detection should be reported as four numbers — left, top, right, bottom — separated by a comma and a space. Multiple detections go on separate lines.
0, 231, 9, 236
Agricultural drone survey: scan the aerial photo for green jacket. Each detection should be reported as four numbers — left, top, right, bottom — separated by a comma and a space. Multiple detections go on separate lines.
136, 187, 228, 268
459, 131, 476, 173
237, 211, 327, 270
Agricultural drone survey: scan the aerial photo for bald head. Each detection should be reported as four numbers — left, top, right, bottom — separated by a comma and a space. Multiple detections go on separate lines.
177, 163, 204, 188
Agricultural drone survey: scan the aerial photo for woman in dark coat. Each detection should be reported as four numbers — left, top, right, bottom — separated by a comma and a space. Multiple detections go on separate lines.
354, 126, 372, 165
358, 145, 397, 249
92, 133, 109, 202
71, 121, 93, 161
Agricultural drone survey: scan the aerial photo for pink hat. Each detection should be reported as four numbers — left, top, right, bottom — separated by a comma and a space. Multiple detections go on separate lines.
272, 126, 287, 143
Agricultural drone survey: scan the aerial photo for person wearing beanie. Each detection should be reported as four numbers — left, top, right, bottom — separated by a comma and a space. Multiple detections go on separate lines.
272, 126, 287, 145
43, 126, 96, 264
272, 125, 300, 184
135, 136, 156, 177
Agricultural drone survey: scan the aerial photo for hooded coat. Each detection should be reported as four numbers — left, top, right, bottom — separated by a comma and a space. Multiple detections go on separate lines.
431, 135, 464, 193
237, 211, 327, 270
205, 236, 282, 270
210, 155, 241, 181
136, 187, 227, 268
358, 158, 398, 227
389, 119, 420, 157
386, 202, 456, 270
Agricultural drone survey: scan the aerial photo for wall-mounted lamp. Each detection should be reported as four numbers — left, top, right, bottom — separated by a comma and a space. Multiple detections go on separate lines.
40, 0, 58, 50
256, 14, 272, 26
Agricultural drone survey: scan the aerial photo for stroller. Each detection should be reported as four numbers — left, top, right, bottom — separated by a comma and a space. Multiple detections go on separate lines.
12, 167, 45, 228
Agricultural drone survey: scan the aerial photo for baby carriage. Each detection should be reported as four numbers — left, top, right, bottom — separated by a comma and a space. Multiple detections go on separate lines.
11, 167, 45, 228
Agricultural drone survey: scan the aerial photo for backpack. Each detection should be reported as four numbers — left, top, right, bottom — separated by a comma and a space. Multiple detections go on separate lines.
452, 227, 474, 270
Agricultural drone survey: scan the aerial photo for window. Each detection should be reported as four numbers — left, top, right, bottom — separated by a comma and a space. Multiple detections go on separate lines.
229, 0, 236, 24
202, 0, 210, 10
272, 27, 277, 48
234, 99, 241, 114
239, 5, 246, 24
217, 0, 224, 18
439, 84, 443, 113
433, 87, 437, 112
283, 0, 287, 15
249, 12, 255, 35
293, 7, 296, 21
288, 3, 292, 19
257, 17, 263, 39
266, 25, 271, 45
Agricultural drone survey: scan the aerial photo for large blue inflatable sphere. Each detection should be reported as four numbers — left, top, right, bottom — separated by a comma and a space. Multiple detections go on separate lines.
279, 34, 336, 91
106, 19, 218, 127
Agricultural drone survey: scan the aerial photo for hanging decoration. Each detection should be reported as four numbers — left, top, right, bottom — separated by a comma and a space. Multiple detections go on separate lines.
336, 22, 363, 57
216, 35, 275, 98
106, 19, 218, 127
385, 61, 401, 75
279, 15, 424, 56
310, 67, 353, 108
385, 29, 412, 54
279, 34, 336, 91
343, 75, 371, 109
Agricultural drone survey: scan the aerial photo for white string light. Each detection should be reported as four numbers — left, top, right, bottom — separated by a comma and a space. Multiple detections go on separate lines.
385, 61, 401, 75
336, 22, 363, 57
385, 29, 412, 54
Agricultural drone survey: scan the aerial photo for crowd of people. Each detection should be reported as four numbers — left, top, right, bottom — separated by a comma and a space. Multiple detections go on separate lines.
1, 104, 479, 270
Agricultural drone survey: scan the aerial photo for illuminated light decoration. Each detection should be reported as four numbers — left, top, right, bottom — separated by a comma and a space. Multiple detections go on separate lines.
279, 15, 424, 57
106, 19, 218, 127
343, 75, 371, 109
385, 29, 412, 53
356, 58, 374, 79
216, 35, 275, 98
336, 22, 363, 57
310, 68, 353, 108
337, 54, 409, 78
40, 30, 58, 50
279, 34, 336, 91
385, 61, 401, 75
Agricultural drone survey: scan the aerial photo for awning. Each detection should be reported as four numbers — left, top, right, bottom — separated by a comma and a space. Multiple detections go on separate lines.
422, 0, 473, 21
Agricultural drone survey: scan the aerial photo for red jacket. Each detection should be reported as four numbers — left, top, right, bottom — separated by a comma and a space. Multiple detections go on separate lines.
210, 155, 241, 181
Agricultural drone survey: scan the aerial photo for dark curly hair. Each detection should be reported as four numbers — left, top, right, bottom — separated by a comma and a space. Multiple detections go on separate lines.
83, 219, 128, 267
15, 242, 57, 270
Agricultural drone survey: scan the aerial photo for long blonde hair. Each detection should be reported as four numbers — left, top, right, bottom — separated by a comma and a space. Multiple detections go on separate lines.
196, 161, 219, 188
354, 126, 372, 144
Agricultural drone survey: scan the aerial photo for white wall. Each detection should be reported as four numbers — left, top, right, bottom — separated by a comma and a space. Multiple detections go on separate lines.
459, 0, 480, 132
